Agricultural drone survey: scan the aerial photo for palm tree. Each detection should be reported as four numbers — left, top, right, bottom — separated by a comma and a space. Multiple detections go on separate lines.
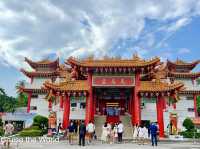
0, 88, 6, 96
16, 80, 25, 93
15, 80, 28, 107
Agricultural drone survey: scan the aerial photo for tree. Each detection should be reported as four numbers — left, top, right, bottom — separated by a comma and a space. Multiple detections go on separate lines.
183, 118, 195, 131
197, 78, 200, 85
33, 115, 48, 131
0, 88, 6, 96
15, 80, 28, 107
197, 96, 200, 116
0, 87, 17, 112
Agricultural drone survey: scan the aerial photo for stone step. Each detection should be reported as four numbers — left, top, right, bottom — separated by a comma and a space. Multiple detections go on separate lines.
94, 115, 133, 139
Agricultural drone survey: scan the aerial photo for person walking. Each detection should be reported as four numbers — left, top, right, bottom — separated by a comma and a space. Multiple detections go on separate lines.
67, 121, 75, 145
138, 125, 145, 145
143, 125, 149, 144
79, 121, 86, 146
86, 121, 95, 144
101, 122, 108, 143
107, 122, 112, 143
57, 119, 62, 135
3, 122, 14, 147
111, 123, 118, 144
133, 124, 139, 143
117, 121, 124, 143
149, 122, 158, 146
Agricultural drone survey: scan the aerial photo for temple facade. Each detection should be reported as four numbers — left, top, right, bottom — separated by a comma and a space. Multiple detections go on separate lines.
20, 55, 200, 138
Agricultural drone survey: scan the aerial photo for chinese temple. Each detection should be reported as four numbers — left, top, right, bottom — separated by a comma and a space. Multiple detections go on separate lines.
20, 55, 200, 138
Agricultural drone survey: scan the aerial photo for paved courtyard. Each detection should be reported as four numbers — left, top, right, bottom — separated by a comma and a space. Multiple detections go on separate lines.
3, 141, 200, 149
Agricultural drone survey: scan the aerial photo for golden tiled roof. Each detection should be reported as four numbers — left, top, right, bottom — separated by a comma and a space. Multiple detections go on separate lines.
67, 56, 160, 67
25, 57, 59, 69
167, 59, 200, 66
168, 72, 200, 78
44, 80, 89, 91
180, 90, 200, 95
140, 81, 184, 92
20, 69, 59, 78
56, 65, 71, 79
20, 87, 48, 94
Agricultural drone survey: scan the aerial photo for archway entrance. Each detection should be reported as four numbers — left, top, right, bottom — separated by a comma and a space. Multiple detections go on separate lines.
94, 88, 132, 123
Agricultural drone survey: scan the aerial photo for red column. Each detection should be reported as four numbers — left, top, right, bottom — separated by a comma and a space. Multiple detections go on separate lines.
93, 95, 96, 115
156, 96, 164, 138
60, 96, 64, 110
194, 94, 197, 117
85, 95, 90, 125
87, 72, 93, 123
27, 92, 32, 113
62, 95, 70, 129
128, 98, 131, 114
132, 72, 141, 125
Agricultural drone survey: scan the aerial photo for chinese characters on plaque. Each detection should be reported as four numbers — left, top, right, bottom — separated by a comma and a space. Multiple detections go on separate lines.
92, 76, 135, 87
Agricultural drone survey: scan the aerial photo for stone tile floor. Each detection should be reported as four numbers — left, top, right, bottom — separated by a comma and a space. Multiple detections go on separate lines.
2, 141, 200, 149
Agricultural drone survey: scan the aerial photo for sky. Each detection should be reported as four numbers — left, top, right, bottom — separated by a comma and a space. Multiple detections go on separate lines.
0, 0, 200, 97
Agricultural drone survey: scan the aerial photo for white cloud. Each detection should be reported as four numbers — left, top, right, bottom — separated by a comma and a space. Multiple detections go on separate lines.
178, 48, 191, 54
167, 17, 191, 32
0, 0, 199, 69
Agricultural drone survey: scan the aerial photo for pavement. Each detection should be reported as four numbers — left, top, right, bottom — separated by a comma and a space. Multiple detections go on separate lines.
1, 140, 200, 149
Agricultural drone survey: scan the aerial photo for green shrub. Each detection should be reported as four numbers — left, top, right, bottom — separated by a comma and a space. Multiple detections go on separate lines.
180, 131, 200, 138
19, 115, 48, 137
183, 118, 194, 131
33, 115, 48, 130
23, 126, 40, 131
0, 127, 4, 136
19, 129, 43, 137
0, 119, 3, 127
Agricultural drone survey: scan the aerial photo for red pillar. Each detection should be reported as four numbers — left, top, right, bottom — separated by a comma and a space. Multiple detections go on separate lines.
156, 96, 165, 138
62, 95, 70, 129
85, 95, 90, 125
60, 96, 64, 110
93, 95, 96, 115
86, 72, 93, 123
194, 94, 197, 117
27, 92, 32, 113
132, 72, 141, 125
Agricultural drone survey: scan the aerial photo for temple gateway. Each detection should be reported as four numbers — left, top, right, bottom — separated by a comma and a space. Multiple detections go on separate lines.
20, 54, 200, 138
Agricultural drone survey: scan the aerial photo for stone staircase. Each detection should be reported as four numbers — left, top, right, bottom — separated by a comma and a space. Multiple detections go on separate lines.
94, 115, 133, 140
94, 115, 106, 139
120, 115, 133, 139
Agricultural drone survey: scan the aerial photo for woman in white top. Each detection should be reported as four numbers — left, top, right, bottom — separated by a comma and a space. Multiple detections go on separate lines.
143, 126, 149, 144
101, 122, 108, 143
133, 124, 139, 143
138, 125, 145, 145
111, 123, 118, 144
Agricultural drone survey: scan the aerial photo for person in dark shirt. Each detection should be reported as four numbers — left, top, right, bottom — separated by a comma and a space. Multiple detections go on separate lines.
73, 120, 78, 133
149, 122, 158, 146
57, 121, 62, 135
79, 121, 86, 146
67, 121, 75, 144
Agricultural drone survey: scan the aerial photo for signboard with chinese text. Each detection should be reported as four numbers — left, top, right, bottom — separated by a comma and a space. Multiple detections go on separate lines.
92, 76, 135, 87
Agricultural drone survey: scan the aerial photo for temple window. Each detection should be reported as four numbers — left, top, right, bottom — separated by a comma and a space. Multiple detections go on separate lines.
80, 103, 86, 109
71, 103, 77, 107
187, 108, 194, 112
186, 96, 193, 100
30, 106, 37, 110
